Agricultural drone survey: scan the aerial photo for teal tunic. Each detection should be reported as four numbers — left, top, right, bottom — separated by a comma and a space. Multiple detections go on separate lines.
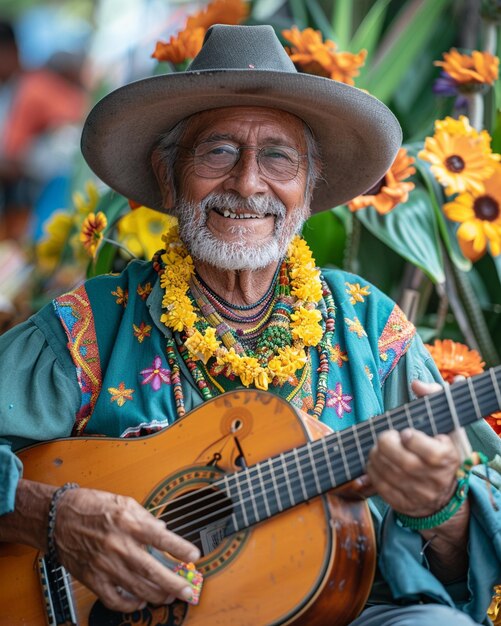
0, 260, 500, 623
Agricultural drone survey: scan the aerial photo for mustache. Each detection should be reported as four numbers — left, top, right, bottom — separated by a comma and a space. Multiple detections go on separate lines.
200, 192, 287, 219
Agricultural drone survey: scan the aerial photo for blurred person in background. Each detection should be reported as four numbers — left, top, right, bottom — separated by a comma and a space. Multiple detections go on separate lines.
0, 19, 88, 242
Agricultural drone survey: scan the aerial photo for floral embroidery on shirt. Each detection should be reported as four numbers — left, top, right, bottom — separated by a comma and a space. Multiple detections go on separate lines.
365, 365, 374, 385
345, 316, 367, 338
108, 382, 135, 407
345, 282, 371, 305
133, 321, 152, 343
137, 282, 152, 300
111, 286, 128, 306
329, 343, 349, 367
140, 355, 171, 391
326, 382, 353, 418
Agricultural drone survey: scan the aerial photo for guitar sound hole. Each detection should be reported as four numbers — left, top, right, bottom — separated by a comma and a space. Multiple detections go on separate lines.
160, 487, 233, 555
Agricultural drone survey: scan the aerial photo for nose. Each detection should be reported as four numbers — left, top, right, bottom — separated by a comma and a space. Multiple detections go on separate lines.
222, 148, 269, 198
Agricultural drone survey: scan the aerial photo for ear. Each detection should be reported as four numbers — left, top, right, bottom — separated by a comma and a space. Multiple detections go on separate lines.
151, 147, 176, 211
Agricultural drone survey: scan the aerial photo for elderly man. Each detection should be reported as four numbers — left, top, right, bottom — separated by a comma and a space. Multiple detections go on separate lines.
0, 24, 500, 626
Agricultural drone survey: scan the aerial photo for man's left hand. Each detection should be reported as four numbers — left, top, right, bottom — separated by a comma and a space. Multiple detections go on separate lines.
360, 380, 462, 518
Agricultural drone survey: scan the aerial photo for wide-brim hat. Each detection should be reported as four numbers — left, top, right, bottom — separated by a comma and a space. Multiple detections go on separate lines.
81, 24, 402, 214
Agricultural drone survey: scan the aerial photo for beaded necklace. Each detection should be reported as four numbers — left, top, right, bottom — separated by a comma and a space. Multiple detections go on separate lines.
154, 225, 335, 418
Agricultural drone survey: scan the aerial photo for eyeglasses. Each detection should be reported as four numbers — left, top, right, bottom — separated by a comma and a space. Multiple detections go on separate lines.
178, 141, 307, 181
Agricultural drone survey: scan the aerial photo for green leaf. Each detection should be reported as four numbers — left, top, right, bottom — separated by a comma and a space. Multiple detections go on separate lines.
331, 0, 352, 49
360, 0, 452, 102
304, 0, 334, 39
349, 0, 392, 59
354, 187, 445, 284
493, 252, 501, 286
87, 241, 118, 278
289, 0, 308, 28
252, 0, 288, 21
406, 143, 472, 273
302, 209, 347, 268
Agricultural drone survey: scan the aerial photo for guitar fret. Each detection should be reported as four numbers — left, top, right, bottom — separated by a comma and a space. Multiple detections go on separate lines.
490, 369, 501, 408
424, 395, 439, 436
221, 474, 239, 532
404, 404, 413, 428
255, 463, 272, 518
352, 428, 365, 471
280, 452, 296, 507
443, 384, 460, 431
307, 444, 322, 495
233, 472, 250, 528
368, 417, 378, 447
268, 457, 283, 512
245, 469, 261, 525
293, 447, 309, 501
467, 376, 482, 419
321, 436, 337, 489
338, 433, 352, 481
384, 410, 392, 430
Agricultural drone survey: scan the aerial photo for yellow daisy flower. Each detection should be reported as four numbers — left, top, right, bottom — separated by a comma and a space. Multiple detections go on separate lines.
418, 115, 499, 195
443, 165, 501, 260
73, 180, 99, 216
36, 211, 73, 272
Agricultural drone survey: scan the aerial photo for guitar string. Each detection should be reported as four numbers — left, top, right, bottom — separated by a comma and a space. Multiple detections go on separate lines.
139, 375, 493, 528
48, 373, 496, 598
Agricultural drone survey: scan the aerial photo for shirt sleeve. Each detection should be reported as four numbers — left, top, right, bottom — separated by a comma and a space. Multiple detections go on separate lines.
0, 307, 80, 515
374, 334, 501, 622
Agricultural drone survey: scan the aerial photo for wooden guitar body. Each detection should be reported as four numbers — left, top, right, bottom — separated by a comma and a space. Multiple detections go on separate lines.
0, 390, 375, 626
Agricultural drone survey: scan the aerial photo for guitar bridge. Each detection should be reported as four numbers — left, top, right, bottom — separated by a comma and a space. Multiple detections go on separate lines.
37, 555, 77, 625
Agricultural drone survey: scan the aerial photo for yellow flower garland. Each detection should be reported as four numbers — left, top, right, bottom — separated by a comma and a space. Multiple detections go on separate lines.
159, 224, 324, 390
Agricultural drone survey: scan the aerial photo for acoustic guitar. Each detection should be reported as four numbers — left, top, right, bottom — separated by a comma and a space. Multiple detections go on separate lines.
1, 367, 500, 626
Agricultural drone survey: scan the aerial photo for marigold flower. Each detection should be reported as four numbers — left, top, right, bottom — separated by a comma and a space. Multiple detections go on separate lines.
419, 116, 499, 196
186, 0, 249, 31
80, 211, 107, 257
435, 48, 499, 89
290, 307, 323, 346
443, 165, 501, 260
153, 0, 249, 65
348, 148, 415, 214
282, 26, 366, 86
424, 339, 485, 383
152, 27, 205, 64
185, 328, 221, 363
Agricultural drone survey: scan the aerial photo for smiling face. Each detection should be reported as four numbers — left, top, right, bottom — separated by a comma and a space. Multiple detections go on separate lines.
171, 107, 311, 270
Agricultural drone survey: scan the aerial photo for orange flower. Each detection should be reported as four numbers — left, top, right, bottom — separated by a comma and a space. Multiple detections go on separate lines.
80, 211, 107, 257
282, 26, 366, 86
486, 412, 501, 436
186, 0, 249, 31
348, 148, 415, 214
153, 0, 249, 65
424, 339, 485, 383
152, 27, 205, 64
435, 48, 499, 88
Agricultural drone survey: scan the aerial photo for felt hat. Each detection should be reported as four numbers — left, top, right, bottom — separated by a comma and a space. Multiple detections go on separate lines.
81, 24, 402, 213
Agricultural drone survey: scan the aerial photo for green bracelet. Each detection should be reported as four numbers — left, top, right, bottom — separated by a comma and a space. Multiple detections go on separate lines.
395, 452, 488, 531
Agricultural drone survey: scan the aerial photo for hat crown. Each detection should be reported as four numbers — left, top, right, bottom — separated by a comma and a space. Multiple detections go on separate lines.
187, 24, 297, 72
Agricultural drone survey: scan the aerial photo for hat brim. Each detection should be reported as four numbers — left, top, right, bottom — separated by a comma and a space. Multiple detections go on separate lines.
81, 69, 402, 213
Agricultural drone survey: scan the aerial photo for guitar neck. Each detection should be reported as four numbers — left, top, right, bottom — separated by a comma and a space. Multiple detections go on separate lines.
223, 366, 501, 535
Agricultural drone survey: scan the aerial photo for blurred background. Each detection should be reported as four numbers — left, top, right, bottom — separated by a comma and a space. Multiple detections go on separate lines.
0, 0, 499, 371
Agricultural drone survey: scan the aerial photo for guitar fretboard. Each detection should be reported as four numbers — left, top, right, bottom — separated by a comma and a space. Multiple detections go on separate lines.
219, 366, 501, 535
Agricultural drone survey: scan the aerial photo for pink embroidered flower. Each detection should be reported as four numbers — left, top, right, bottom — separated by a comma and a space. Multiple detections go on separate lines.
326, 382, 353, 418
140, 356, 171, 391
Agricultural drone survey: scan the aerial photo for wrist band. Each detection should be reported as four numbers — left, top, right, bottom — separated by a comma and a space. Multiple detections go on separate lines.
395, 452, 488, 531
46, 482, 79, 562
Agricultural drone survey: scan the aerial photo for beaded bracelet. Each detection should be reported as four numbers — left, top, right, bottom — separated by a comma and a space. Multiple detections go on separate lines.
395, 452, 488, 531
46, 482, 79, 562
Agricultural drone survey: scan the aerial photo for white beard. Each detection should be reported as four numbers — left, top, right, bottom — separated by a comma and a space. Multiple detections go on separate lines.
173, 192, 309, 271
